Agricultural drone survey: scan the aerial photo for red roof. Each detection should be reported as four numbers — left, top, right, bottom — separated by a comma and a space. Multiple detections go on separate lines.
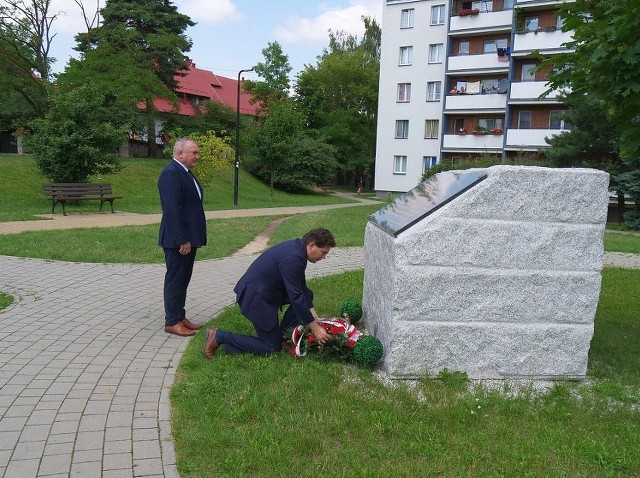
151, 59, 259, 117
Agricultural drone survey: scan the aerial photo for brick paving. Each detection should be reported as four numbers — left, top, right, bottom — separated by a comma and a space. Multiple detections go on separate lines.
0, 201, 369, 478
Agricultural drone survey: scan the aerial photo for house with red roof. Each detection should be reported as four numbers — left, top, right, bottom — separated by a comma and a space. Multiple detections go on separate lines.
126, 59, 259, 156
153, 59, 258, 117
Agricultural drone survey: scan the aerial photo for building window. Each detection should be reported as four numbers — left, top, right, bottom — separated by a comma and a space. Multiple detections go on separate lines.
525, 17, 539, 32
518, 111, 532, 129
454, 118, 465, 133
399, 46, 413, 65
549, 110, 570, 130
394, 155, 407, 174
401, 8, 415, 28
424, 119, 439, 139
472, 0, 493, 12
423, 156, 438, 172
521, 63, 536, 82
427, 82, 442, 101
556, 15, 565, 30
458, 40, 470, 56
431, 5, 445, 25
429, 44, 443, 63
477, 118, 503, 131
395, 120, 409, 139
483, 38, 508, 54
397, 83, 411, 102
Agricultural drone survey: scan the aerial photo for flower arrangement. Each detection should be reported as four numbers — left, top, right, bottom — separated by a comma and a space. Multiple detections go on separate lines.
458, 8, 480, 16
490, 128, 503, 135
288, 301, 383, 367
472, 129, 490, 135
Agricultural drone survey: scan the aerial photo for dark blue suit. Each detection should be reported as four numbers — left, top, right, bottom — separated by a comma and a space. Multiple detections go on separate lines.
158, 160, 206, 326
222, 238, 314, 355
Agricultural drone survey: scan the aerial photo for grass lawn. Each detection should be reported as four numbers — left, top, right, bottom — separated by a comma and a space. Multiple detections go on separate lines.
0, 292, 13, 311
0, 204, 384, 262
0, 154, 354, 221
171, 268, 640, 478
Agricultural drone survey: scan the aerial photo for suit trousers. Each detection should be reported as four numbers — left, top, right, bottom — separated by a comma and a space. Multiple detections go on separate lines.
163, 248, 197, 326
222, 289, 314, 355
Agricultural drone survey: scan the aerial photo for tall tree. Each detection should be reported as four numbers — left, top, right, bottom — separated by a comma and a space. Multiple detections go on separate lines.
0, 0, 57, 122
544, 0, 640, 226
245, 98, 336, 194
242, 41, 292, 112
295, 16, 380, 185
72, 0, 195, 155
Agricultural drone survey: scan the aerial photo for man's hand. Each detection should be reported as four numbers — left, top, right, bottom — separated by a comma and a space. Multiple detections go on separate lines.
308, 321, 331, 345
179, 241, 192, 255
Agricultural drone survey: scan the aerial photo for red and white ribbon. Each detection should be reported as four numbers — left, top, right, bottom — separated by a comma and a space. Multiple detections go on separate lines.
292, 317, 363, 357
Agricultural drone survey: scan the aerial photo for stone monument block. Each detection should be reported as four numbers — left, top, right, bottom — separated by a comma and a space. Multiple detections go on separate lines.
363, 166, 609, 379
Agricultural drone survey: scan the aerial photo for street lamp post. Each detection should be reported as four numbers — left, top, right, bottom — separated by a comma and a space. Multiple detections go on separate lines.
234, 67, 254, 207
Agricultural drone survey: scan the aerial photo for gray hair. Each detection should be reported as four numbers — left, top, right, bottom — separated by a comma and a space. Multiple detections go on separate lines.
173, 138, 196, 157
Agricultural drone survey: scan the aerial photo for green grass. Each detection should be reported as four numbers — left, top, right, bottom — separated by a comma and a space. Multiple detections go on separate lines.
0, 291, 13, 311
171, 268, 640, 478
604, 231, 640, 254
0, 205, 384, 262
0, 154, 353, 221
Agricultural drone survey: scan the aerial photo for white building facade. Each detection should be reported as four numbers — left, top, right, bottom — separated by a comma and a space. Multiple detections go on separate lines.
374, 0, 574, 193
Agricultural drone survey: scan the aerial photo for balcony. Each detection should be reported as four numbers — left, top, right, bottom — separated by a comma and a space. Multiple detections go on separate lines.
512, 28, 573, 54
506, 128, 566, 149
510, 81, 569, 103
448, 53, 510, 73
443, 132, 504, 150
445, 93, 507, 112
450, 9, 513, 34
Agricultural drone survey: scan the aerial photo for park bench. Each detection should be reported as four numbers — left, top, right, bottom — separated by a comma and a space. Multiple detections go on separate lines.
42, 183, 123, 216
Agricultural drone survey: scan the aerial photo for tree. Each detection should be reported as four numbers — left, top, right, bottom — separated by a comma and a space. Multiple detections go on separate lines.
242, 41, 292, 112
0, 0, 57, 122
245, 98, 336, 194
26, 84, 125, 182
294, 16, 381, 186
72, 0, 195, 156
544, 0, 640, 226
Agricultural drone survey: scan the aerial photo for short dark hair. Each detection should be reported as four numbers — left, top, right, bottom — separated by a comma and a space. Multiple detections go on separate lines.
303, 228, 336, 248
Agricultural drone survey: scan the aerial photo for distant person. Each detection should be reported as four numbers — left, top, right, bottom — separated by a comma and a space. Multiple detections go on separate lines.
158, 138, 207, 337
203, 228, 336, 358
357, 178, 364, 195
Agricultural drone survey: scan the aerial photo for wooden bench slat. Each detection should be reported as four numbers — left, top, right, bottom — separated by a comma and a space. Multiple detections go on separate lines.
42, 182, 123, 215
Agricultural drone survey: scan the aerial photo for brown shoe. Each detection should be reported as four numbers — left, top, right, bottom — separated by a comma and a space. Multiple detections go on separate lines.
181, 318, 203, 330
203, 327, 220, 359
164, 322, 196, 337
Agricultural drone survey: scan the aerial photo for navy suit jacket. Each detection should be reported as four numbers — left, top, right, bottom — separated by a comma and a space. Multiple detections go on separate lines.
234, 238, 314, 329
158, 160, 207, 248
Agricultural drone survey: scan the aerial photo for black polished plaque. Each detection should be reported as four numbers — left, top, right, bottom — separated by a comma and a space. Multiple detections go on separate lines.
370, 170, 487, 236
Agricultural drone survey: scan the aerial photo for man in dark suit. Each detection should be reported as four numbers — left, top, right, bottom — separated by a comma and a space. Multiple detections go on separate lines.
203, 228, 336, 357
158, 138, 207, 337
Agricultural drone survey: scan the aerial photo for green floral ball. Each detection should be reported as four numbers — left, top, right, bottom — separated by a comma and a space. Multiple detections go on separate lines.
352, 335, 383, 366
339, 300, 363, 323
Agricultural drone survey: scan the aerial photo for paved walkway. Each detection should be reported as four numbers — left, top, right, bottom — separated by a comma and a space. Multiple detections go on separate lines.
0, 197, 374, 478
1, 197, 639, 478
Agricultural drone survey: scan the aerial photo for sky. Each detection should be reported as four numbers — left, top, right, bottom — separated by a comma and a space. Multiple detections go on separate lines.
48, 0, 383, 81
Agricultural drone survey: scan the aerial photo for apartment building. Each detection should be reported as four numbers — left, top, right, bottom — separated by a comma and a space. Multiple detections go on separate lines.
374, 0, 573, 193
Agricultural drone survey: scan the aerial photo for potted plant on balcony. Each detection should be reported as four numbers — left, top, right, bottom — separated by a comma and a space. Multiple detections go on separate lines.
457, 128, 467, 135
490, 128, 503, 135
472, 128, 490, 135
458, 8, 480, 16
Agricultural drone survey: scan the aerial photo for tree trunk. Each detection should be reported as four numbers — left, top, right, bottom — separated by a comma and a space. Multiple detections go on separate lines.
617, 191, 626, 223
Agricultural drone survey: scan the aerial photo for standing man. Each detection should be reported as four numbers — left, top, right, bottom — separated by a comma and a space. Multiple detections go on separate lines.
203, 228, 336, 358
158, 138, 207, 337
